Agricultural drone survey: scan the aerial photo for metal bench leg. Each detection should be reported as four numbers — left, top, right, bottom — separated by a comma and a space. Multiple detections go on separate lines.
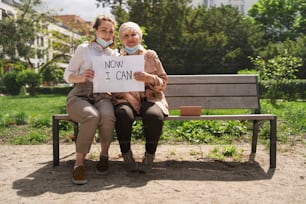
52, 116, 60, 166
251, 120, 260, 153
270, 118, 277, 168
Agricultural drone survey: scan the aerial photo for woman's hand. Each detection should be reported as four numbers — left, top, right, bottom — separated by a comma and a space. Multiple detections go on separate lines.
68, 68, 94, 83
81, 69, 95, 82
145, 49, 158, 59
134, 71, 154, 83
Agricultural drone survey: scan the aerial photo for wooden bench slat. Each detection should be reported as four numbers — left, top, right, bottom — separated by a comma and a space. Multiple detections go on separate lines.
53, 114, 72, 120
165, 114, 276, 121
166, 97, 260, 109
165, 84, 258, 97
168, 74, 258, 84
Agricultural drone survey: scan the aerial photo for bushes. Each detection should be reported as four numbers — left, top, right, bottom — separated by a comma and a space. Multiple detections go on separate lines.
2, 72, 23, 95
238, 70, 306, 101
250, 55, 302, 104
260, 79, 306, 101
2, 70, 41, 96
17, 70, 41, 96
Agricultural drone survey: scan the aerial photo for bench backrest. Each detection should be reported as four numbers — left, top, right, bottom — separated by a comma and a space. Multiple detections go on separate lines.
164, 74, 261, 113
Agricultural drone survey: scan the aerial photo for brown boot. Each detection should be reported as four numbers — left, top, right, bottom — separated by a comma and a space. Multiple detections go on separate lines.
122, 150, 137, 172
138, 152, 154, 173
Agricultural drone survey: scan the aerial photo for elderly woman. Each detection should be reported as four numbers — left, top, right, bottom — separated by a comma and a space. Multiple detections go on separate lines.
112, 21, 169, 173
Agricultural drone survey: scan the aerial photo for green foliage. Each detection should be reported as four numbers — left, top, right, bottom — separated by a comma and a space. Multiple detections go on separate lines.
161, 120, 247, 144
3, 69, 41, 96
17, 69, 41, 96
39, 63, 64, 85
59, 120, 74, 131
8, 131, 48, 145
0, 95, 66, 127
131, 121, 144, 140
3, 72, 23, 95
283, 106, 306, 134
238, 69, 259, 75
207, 145, 243, 161
0, 114, 8, 127
260, 100, 306, 144
259, 79, 306, 101
14, 112, 27, 125
31, 117, 51, 128
19, 86, 27, 96
248, 0, 301, 42
95, 0, 126, 8
256, 37, 306, 79
0, 111, 27, 126
250, 54, 302, 104
0, 60, 3, 77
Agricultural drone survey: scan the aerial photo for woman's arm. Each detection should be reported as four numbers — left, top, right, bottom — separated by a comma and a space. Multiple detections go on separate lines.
63, 44, 94, 83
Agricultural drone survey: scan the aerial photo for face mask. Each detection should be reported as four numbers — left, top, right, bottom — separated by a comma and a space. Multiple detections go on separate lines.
124, 44, 141, 54
96, 37, 113, 48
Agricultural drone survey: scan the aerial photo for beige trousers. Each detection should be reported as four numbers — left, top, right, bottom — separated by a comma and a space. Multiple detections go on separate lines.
66, 82, 115, 153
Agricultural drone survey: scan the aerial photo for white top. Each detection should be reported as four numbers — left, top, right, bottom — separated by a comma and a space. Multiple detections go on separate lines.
64, 42, 119, 83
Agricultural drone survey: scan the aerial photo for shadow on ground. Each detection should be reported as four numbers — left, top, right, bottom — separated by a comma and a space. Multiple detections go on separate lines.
12, 153, 275, 197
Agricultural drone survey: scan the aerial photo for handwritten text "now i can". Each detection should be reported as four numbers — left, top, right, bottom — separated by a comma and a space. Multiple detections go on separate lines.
104, 60, 133, 80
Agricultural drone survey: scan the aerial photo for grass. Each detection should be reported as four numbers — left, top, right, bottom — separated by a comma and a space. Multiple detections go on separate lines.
207, 145, 244, 161
0, 95, 66, 124
0, 95, 305, 149
0, 95, 68, 144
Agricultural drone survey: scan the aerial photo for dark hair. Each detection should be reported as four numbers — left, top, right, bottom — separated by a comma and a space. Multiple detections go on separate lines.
92, 15, 116, 49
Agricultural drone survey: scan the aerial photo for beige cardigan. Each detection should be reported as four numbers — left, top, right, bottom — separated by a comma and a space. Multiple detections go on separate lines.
112, 48, 169, 115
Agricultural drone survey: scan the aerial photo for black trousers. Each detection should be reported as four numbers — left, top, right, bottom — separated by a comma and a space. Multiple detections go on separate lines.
115, 102, 165, 154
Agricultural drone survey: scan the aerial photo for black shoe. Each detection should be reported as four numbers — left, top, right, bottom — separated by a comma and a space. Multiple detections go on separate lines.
138, 152, 154, 173
122, 150, 138, 172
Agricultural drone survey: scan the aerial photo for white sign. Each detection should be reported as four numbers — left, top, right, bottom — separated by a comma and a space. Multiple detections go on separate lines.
92, 55, 145, 93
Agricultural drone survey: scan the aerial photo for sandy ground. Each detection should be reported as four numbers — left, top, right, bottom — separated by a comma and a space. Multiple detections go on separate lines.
0, 142, 305, 204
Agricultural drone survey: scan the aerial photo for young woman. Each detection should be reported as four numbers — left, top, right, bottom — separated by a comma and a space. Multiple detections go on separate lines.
113, 21, 169, 173
63, 15, 118, 184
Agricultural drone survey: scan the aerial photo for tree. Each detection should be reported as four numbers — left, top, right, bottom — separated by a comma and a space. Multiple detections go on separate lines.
295, 0, 306, 34
95, 0, 127, 8
0, 0, 47, 67
248, 0, 302, 42
127, 0, 193, 74
182, 5, 264, 74
0, 0, 84, 88
39, 63, 64, 85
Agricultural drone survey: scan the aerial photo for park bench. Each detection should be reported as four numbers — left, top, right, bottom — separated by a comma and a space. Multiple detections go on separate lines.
52, 74, 277, 168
